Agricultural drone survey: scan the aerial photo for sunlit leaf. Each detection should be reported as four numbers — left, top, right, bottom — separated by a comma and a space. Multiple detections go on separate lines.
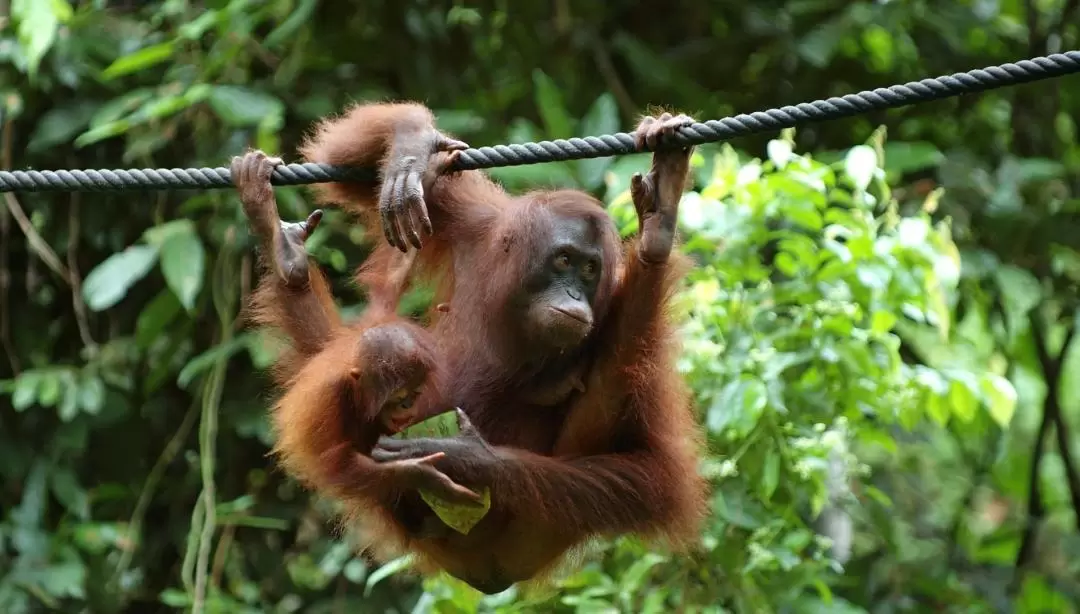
532, 69, 573, 140
208, 86, 284, 127
77, 374, 105, 415
101, 42, 177, 80
844, 145, 878, 191
12, 370, 42, 411
159, 226, 205, 311
981, 374, 1017, 427
11, 0, 73, 77
577, 93, 620, 189
81, 245, 160, 312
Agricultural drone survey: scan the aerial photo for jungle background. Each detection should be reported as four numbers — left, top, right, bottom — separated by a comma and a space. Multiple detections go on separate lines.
3, 1, 1080, 612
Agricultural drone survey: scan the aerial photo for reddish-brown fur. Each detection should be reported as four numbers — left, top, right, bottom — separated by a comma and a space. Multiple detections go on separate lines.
231, 152, 456, 531
290, 102, 708, 591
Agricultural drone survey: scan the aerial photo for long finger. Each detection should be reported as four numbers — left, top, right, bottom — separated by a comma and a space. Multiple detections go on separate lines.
379, 174, 400, 250
635, 116, 655, 150
414, 452, 447, 464
433, 474, 485, 505
388, 172, 409, 252
403, 170, 429, 243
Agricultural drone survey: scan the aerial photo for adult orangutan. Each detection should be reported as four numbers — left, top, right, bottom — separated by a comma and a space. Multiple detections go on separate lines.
257, 103, 708, 593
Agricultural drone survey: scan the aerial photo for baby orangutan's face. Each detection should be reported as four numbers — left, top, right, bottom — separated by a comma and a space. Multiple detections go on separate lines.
379, 386, 422, 434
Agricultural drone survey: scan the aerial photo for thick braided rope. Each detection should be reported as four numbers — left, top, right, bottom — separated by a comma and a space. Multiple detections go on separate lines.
3, 51, 1078, 193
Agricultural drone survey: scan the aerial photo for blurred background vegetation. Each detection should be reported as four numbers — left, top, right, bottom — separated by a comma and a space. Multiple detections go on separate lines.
2, 1, 1080, 612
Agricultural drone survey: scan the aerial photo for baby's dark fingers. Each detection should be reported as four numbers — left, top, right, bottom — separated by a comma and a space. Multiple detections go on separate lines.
375, 435, 407, 451
371, 448, 399, 463
429, 472, 484, 506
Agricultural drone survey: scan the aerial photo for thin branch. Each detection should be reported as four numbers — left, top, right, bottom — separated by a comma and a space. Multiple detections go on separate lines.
4, 192, 71, 282
591, 39, 638, 119
209, 523, 235, 589
1014, 394, 1049, 572
111, 402, 200, 587
67, 191, 97, 352
1050, 323, 1080, 529
1015, 312, 1075, 572
1, 115, 19, 374
1054, 0, 1080, 38
1025, 0, 1044, 55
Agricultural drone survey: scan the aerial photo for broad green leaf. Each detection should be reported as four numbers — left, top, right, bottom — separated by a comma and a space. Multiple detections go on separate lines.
77, 374, 105, 415
881, 141, 944, 175
532, 69, 573, 140
870, 310, 897, 334
101, 42, 177, 80
159, 227, 205, 311
981, 374, 1017, 427
617, 552, 665, 596
948, 377, 979, 423
81, 245, 159, 312
925, 391, 949, 426
177, 10, 221, 40
50, 468, 89, 519
11, 0, 73, 77
135, 289, 184, 348
36, 371, 61, 407
995, 266, 1043, 319
143, 219, 195, 247
59, 373, 78, 420
74, 120, 132, 148
577, 93, 620, 190
796, 17, 846, 67
12, 370, 42, 411
779, 198, 823, 231
265, 0, 318, 47
208, 86, 285, 127
89, 89, 154, 128
137, 94, 195, 122
27, 102, 100, 153
707, 377, 768, 437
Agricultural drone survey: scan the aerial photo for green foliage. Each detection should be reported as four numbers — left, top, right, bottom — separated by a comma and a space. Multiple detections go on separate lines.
2, 1, 1080, 613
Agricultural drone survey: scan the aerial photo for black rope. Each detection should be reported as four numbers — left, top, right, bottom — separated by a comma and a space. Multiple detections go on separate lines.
3, 51, 1079, 193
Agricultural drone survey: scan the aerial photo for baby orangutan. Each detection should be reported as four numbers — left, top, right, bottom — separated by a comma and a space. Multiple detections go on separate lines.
232, 151, 481, 509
